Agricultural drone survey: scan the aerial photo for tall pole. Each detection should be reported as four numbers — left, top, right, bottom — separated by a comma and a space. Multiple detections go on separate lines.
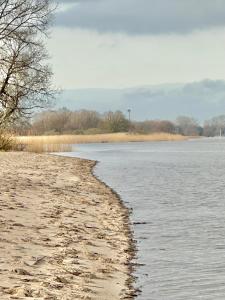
128, 109, 131, 122
127, 109, 131, 132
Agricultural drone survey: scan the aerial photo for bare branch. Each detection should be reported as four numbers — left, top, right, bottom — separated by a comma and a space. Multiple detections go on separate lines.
0, 0, 55, 127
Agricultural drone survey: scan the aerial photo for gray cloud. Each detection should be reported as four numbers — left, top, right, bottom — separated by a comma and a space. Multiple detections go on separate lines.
55, 80, 225, 122
55, 0, 225, 34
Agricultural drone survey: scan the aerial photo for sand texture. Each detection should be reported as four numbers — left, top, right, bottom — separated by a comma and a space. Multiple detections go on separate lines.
0, 152, 134, 300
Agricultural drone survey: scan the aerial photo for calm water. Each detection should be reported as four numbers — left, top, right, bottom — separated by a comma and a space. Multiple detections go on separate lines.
62, 138, 225, 299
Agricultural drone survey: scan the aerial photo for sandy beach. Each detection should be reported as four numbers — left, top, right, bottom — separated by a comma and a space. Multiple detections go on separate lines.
0, 152, 135, 300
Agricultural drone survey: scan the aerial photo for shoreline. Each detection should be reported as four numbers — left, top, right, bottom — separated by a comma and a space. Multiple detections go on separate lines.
0, 152, 136, 299
90, 160, 138, 298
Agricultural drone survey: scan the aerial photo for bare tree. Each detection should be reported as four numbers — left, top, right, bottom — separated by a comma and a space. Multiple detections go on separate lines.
101, 111, 129, 133
176, 116, 201, 136
133, 120, 175, 134
0, 1, 52, 42
203, 115, 225, 137
0, 0, 54, 127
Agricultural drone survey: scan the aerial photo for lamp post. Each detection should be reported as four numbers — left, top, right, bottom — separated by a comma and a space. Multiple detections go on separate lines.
127, 109, 131, 132
127, 109, 131, 122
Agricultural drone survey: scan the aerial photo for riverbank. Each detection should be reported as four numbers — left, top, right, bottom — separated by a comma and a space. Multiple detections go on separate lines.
16, 133, 188, 152
0, 152, 135, 299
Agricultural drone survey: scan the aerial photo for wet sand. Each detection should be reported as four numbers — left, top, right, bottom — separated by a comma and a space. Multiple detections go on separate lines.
0, 152, 135, 300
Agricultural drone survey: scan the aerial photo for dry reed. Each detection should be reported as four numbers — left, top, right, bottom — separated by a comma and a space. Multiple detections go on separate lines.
16, 133, 188, 153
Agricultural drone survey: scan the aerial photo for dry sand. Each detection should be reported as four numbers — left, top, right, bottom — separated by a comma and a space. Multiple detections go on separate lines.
0, 152, 135, 300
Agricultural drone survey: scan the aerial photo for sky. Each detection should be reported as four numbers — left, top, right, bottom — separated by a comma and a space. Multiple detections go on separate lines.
48, 0, 225, 120
55, 80, 225, 122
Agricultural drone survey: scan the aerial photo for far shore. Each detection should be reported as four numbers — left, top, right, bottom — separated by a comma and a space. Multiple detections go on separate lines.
16, 132, 189, 152
0, 152, 136, 299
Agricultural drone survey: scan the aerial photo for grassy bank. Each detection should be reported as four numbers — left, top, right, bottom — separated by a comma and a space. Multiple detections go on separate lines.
16, 132, 188, 153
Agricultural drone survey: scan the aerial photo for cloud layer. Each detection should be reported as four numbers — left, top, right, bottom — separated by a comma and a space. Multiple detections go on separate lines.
55, 80, 225, 122
56, 0, 225, 35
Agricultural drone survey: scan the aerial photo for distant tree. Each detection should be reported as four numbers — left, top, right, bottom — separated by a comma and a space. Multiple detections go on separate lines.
31, 109, 101, 134
101, 111, 129, 133
31, 110, 70, 134
176, 116, 201, 136
21, 109, 206, 137
134, 120, 175, 134
9, 117, 31, 135
203, 115, 225, 136
68, 110, 100, 131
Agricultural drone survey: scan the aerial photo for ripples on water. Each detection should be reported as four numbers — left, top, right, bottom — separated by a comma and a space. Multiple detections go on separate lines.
64, 138, 225, 299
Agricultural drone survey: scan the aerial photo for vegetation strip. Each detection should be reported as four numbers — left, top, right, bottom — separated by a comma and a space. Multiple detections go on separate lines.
15, 133, 187, 153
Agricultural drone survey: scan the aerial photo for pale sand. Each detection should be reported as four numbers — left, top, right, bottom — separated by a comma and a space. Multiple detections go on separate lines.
0, 152, 135, 300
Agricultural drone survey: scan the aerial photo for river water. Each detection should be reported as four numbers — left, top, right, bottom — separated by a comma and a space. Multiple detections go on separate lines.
62, 138, 225, 299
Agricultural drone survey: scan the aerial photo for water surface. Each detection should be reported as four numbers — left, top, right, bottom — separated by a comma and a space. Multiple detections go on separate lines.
63, 138, 225, 299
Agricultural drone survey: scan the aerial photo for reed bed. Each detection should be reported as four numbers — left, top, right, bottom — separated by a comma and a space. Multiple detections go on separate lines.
16, 133, 188, 153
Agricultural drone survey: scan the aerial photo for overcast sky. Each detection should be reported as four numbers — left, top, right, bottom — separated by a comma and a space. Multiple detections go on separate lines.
48, 0, 225, 89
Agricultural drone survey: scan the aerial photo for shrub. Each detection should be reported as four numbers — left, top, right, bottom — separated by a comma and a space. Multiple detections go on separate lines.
0, 131, 16, 151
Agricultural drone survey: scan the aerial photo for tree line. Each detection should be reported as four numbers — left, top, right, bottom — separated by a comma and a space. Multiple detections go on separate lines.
12, 109, 225, 137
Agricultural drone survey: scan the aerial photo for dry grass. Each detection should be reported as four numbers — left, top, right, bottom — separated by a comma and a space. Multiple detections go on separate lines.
0, 131, 16, 151
16, 133, 188, 153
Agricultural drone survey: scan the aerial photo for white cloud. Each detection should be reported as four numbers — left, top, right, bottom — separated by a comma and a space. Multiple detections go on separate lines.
47, 27, 225, 89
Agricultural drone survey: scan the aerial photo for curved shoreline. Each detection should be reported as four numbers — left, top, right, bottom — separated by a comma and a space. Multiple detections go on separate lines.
91, 160, 138, 299
0, 152, 137, 299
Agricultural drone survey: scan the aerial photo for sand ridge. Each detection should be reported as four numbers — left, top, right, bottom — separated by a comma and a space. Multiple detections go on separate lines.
0, 152, 135, 300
